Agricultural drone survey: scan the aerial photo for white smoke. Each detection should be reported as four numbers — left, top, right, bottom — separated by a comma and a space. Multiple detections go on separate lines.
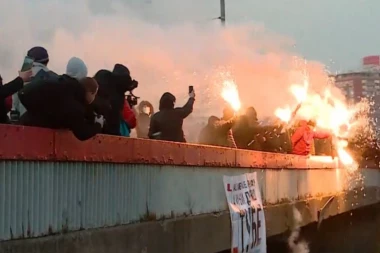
0, 0, 346, 137
288, 207, 309, 253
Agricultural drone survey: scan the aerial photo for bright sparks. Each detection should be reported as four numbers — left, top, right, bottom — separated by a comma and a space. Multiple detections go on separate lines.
336, 140, 354, 166
290, 79, 309, 103
274, 76, 369, 170
221, 80, 241, 112
275, 106, 292, 123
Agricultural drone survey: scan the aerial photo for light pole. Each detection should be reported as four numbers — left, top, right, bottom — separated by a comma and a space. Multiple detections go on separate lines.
220, 0, 226, 26
212, 0, 226, 26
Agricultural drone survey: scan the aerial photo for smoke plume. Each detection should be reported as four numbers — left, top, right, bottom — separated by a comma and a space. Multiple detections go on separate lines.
0, 0, 343, 129
288, 207, 309, 253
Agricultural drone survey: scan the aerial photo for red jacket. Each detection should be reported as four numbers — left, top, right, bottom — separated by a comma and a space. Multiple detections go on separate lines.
291, 120, 330, 155
121, 102, 136, 129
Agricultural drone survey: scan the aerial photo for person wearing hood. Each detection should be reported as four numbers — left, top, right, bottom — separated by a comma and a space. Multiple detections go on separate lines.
11, 46, 58, 121
66, 57, 88, 80
19, 75, 104, 141
148, 90, 195, 142
136, 100, 154, 138
198, 115, 219, 146
246, 106, 259, 127
232, 115, 261, 150
0, 71, 32, 123
291, 119, 330, 156
93, 64, 138, 136
213, 106, 238, 148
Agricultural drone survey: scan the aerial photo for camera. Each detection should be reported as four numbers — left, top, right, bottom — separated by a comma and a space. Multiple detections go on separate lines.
129, 79, 138, 91
126, 91, 139, 107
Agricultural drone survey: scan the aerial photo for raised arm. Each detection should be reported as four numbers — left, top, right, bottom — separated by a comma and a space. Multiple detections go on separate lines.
175, 97, 195, 119
214, 117, 236, 132
313, 130, 330, 139
0, 77, 23, 99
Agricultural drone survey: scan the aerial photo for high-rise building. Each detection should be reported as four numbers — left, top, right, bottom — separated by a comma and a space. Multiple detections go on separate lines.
334, 56, 380, 131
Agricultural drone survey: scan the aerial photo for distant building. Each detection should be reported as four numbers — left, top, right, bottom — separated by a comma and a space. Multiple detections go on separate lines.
334, 56, 380, 131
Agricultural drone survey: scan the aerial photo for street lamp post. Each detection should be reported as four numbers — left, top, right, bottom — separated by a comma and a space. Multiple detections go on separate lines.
220, 0, 226, 26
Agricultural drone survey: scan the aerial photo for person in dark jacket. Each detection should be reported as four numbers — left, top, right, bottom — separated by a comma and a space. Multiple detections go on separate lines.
233, 115, 260, 150
12, 46, 58, 119
246, 106, 259, 127
136, 100, 154, 138
94, 64, 138, 136
19, 76, 104, 141
198, 115, 219, 146
0, 71, 32, 123
214, 107, 237, 148
148, 90, 195, 142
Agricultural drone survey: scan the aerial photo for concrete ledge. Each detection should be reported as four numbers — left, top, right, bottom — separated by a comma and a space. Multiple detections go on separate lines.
0, 124, 335, 169
2, 187, 378, 253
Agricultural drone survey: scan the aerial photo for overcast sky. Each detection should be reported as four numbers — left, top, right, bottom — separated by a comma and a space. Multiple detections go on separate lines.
105, 0, 378, 72
1, 0, 376, 73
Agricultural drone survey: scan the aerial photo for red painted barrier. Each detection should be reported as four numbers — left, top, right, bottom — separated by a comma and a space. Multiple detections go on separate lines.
0, 124, 336, 169
0, 125, 54, 160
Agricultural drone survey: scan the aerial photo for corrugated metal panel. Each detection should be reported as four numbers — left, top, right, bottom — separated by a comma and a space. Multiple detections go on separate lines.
0, 161, 374, 241
0, 161, 154, 240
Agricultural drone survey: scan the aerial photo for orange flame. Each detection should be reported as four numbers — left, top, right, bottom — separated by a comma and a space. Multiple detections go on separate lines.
221, 80, 241, 112
275, 106, 292, 123
274, 77, 360, 169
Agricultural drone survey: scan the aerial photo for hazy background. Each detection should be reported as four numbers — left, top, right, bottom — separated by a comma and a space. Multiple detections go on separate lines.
0, 0, 374, 126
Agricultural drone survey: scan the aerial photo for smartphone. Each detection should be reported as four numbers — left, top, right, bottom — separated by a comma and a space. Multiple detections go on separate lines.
189, 85, 194, 94
21, 56, 34, 72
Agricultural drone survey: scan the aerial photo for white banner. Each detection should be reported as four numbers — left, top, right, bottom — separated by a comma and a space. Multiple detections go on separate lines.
223, 172, 267, 253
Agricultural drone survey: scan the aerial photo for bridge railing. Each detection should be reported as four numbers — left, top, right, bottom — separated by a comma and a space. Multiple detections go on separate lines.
0, 124, 377, 242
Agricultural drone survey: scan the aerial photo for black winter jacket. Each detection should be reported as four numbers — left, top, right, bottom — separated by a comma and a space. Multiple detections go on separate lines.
149, 93, 194, 142
0, 77, 24, 123
19, 75, 101, 140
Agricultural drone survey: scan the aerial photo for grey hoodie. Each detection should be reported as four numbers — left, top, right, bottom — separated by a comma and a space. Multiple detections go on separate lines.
12, 62, 50, 116
66, 57, 88, 80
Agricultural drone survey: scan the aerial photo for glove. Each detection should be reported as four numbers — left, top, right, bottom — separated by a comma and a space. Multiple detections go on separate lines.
94, 115, 105, 128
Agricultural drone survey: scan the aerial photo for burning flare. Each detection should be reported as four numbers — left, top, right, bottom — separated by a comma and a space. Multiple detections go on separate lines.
274, 77, 366, 169
275, 106, 292, 123
221, 80, 241, 112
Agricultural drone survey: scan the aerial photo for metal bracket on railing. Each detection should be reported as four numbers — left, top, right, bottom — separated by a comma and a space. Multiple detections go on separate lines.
317, 196, 335, 230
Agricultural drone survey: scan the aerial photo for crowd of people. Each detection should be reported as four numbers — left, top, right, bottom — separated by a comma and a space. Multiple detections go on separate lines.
0, 46, 339, 157
198, 106, 334, 156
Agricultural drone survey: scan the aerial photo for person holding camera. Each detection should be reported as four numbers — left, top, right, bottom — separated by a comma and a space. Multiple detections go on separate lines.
148, 88, 195, 143
94, 64, 138, 136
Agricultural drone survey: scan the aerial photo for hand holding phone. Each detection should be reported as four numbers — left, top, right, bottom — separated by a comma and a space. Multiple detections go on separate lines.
18, 70, 33, 83
21, 56, 34, 72
189, 85, 195, 98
